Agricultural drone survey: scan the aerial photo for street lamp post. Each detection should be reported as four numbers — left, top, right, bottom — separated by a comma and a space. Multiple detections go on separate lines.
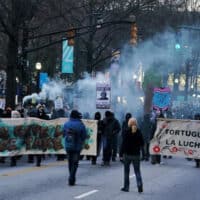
35, 62, 42, 93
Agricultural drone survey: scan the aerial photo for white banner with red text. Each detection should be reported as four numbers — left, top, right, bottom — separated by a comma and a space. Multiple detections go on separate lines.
150, 118, 200, 159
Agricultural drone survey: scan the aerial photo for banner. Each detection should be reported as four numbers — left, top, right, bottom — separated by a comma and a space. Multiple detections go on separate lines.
54, 96, 63, 110
152, 87, 171, 111
0, 118, 97, 157
39, 72, 49, 89
96, 83, 111, 109
150, 118, 200, 159
61, 40, 74, 73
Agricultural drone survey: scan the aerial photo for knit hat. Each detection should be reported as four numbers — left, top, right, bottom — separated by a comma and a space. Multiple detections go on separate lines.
70, 110, 82, 119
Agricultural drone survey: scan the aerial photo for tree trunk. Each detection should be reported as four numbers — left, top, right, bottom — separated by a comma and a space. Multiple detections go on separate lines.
6, 38, 18, 109
143, 84, 154, 115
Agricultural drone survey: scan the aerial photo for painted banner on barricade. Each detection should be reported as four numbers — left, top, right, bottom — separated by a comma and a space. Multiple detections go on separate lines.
0, 118, 97, 157
150, 118, 200, 159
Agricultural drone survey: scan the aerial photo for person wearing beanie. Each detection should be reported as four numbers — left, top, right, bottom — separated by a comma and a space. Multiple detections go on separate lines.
120, 117, 144, 193
119, 113, 132, 158
63, 110, 87, 186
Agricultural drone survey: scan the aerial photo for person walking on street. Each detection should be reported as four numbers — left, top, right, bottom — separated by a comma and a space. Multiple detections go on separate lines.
111, 113, 121, 162
119, 113, 132, 159
91, 112, 104, 165
63, 110, 87, 186
141, 114, 152, 161
120, 117, 144, 193
150, 111, 163, 165
102, 111, 117, 166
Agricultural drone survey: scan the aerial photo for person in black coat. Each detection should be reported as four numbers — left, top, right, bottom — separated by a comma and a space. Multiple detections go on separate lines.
35, 104, 49, 167
102, 111, 120, 166
119, 113, 132, 158
151, 111, 164, 164
91, 112, 104, 165
194, 113, 200, 168
120, 117, 144, 193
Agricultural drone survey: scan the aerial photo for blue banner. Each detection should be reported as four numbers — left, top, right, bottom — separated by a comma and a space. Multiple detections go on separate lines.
61, 40, 74, 73
39, 72, 49, 89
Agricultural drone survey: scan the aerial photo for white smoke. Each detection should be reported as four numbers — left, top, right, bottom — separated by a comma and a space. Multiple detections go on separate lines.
75, 28, 197, 121
23, 80, 66, 105
23, 28, 198, 121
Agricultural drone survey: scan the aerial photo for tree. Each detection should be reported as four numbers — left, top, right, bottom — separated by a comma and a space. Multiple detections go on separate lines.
143, 66, 162, 114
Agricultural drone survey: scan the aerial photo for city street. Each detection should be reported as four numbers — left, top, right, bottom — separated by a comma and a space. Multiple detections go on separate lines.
0, 1, 200, 200
0, 156, 199, 200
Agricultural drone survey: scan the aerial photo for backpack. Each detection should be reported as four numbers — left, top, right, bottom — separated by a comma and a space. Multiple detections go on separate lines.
65, 128, 78, 151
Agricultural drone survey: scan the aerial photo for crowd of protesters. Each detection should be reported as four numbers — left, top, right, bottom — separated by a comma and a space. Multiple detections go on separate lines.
1, 102, 200, 193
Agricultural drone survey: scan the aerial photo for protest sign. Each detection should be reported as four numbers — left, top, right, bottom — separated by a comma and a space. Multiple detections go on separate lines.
96, 83, 111, 109
150, 118, 200, 159
152, 87, 171, 111
0, 118, 97, 156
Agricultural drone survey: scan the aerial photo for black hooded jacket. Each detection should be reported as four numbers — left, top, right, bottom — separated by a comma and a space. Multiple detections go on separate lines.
120, 128, 144, 156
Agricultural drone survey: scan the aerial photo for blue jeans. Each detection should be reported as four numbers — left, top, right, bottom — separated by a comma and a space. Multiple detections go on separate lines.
123, 154, 143, 189
67, 150, 80, 184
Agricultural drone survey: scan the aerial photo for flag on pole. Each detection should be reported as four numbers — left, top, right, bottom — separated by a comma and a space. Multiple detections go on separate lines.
61, 40, 74, 73
39, 72, 49, 89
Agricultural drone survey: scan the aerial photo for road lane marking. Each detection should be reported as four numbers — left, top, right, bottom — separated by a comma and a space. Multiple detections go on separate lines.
74, 190, 99, 199
130, 174, 135, 178
0, 161, 67, 177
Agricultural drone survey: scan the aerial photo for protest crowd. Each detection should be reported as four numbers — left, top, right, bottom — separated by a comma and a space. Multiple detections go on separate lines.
0, 102, 200, 194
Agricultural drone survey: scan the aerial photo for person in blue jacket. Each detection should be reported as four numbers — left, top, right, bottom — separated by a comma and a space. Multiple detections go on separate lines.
63, 110, 87, 186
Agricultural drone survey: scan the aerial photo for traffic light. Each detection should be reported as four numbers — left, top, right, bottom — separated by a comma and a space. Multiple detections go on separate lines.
175, 43, 181, 50
175, 32, 181, 50
130, 22, 138, 45
67, 29, 75, 46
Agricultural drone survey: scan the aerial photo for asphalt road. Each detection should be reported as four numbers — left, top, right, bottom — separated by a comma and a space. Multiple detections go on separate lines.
0, 156, 199, 200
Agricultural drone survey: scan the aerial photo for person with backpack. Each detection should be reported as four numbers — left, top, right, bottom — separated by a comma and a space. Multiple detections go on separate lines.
63, 110, 87, 186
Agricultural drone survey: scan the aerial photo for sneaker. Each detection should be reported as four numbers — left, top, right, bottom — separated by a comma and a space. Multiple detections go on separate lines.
68, 181, 75, 186
138, 185, 143, 193
121, 187, 129, 192
68, 178, 75, 186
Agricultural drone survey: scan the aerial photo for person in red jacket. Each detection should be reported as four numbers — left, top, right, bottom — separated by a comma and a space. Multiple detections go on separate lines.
120, 117, 144, 193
